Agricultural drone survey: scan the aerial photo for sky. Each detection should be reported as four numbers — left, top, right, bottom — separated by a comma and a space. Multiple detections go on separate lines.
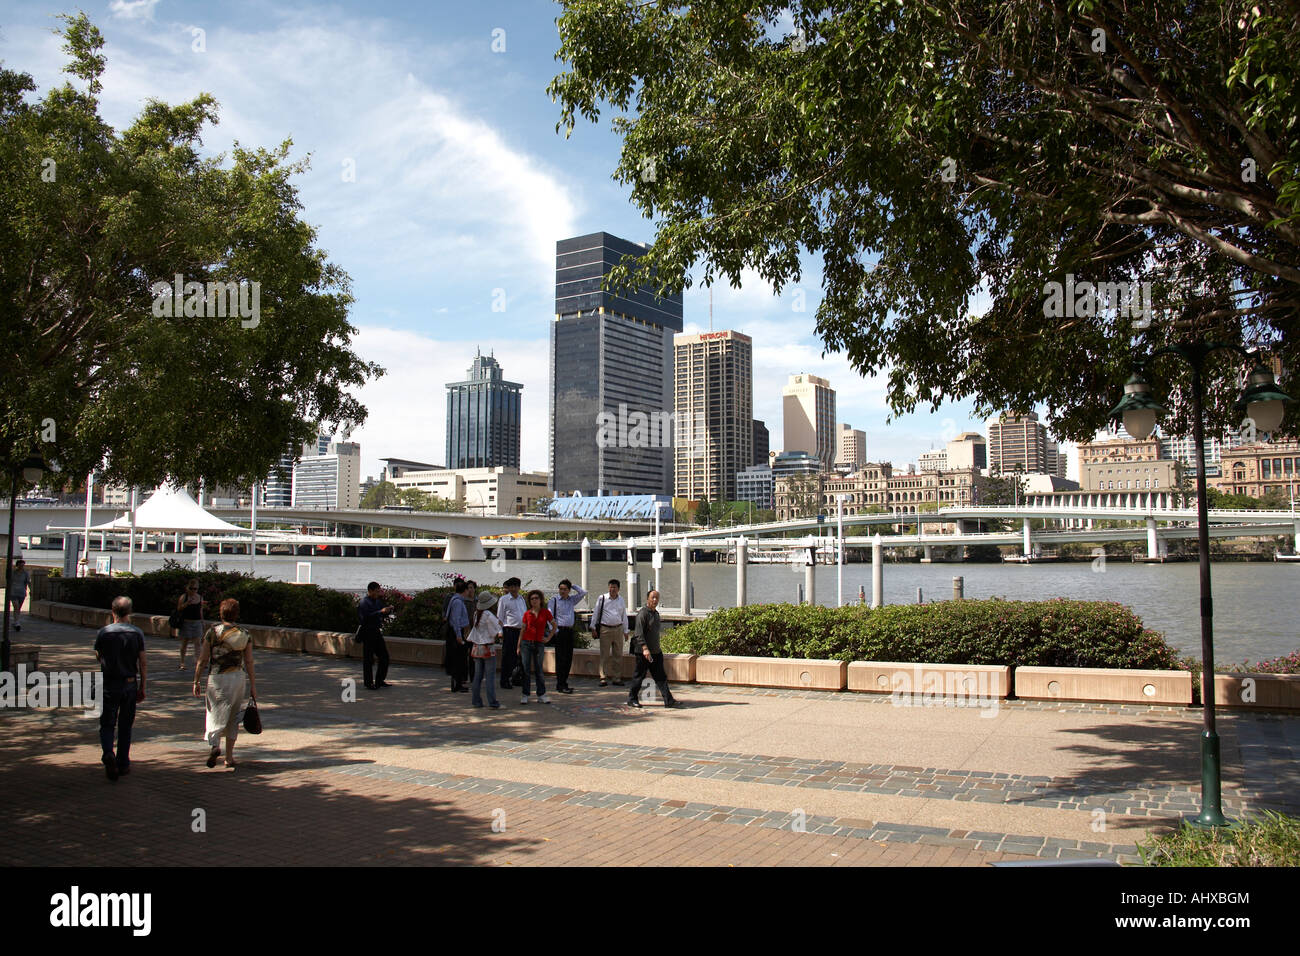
0, 0, 1078, 482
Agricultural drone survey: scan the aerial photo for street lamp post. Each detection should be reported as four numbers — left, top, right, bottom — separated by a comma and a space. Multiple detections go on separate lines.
1109, 344, 1292, 827
4, 456, 47, 673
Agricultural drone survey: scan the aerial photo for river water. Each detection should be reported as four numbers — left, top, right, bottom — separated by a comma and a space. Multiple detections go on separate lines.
81, 551, 1298, 664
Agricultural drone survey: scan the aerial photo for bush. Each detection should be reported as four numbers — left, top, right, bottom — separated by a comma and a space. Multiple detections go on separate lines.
1226, 649, 1300, 674
1137, 812, 1300, 866
660, 598, 1181, 670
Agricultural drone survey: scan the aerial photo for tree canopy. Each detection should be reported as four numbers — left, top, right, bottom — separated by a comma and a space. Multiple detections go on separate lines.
551, 0, 1299, 441
0, 15, 379, 490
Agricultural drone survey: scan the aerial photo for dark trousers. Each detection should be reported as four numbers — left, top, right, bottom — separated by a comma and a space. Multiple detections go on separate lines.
628, 652, 673, 704
445, 636, 468, 686
363, 636, 390, 688
499, 627, 520, 687
99, 684, 138, 768
553, 626, 575, 689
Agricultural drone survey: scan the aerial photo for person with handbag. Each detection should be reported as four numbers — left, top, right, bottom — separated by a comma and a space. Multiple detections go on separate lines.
466, 591, 503, 708
357, 581, 394, 690
591, 579, 629, 687
495, 577, 526, 691
192, 598, 257, 769
175, 578, 207, 670
546, 578, 585, 694
518, 589, 555, 704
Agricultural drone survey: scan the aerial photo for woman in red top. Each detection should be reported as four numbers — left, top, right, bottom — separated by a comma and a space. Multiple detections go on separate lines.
517, 589, 555, 704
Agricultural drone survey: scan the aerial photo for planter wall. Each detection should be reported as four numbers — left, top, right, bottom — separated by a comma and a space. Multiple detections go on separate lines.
1212, 673, 1300, 711
848, 661, 1011, 698
695, 655, 847, 691
1014, 665, 1193, 705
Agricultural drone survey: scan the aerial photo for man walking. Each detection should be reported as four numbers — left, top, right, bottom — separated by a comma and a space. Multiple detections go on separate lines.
496, 577, 525, 691
591, 578, 629, 687
93, 596, 148, 780
358, 581, 394, 690
546, 578, 586, 694
627, 590, 677, 708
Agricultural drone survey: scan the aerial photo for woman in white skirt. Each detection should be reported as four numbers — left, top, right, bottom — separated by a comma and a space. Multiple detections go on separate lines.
192, 598, 258, 769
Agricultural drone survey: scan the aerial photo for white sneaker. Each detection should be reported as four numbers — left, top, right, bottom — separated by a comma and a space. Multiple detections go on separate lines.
539, 694, 551, 704
520, 695, 529, 704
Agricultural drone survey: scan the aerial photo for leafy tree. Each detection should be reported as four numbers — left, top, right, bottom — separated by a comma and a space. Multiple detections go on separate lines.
1258, 487, 1293, 510
551, 0, 1300, 443
360, 481, 401, 510
1204, 487, 1260, 509
696, 498, 712, 525
1, 15, 379, 487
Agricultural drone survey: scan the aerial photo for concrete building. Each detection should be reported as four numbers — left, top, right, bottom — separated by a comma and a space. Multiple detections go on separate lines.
1077, 433, 1174, 492
752, 420, 769, 467
380, 458, 442, 483
446, 350, 522, 470
735, 464, 775, 511
917, 448, 947, 473
550, 232, 682, 496
836, 424, 866, 471
391, 466, 551, 515
1211, 439, 1300, 499
1161, 433, 1242, 480
946, 432, 988, 471
673, 329, 753, 502
291, 441, 361, 509
987, 413, 1061, 476
775, 462, 979, 521
782, 373, 836, 470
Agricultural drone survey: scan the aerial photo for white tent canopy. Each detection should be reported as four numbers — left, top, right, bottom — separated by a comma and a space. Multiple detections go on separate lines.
90, 484, 249, 534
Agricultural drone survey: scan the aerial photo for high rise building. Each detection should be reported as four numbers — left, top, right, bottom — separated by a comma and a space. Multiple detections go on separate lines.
261, 433, 330, 507
446, 349, 522, 470
946, 432, 988, 471
1161, 433, 1243, 479
836, 423, 866, 470
782, 373, 836, 469
291, 441, 361, 509
550, 232, 683, 496
752, 420, 770, 467
986, 413, 1058, 475
673, 330, 753, 501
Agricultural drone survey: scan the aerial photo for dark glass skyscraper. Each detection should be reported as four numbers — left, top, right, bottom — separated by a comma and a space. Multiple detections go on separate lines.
550, 233, 683, 496
446, 350, 522, 469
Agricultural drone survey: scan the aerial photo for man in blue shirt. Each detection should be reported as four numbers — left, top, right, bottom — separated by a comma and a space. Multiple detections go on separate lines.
93, 596, 147, 781
358, 581, 394, 690
547, 579, 586, 694
443, 579, 472, 692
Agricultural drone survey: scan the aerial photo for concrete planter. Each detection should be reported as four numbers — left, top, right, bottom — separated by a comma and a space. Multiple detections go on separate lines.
1014, 665, 1193, 705
696, 655, 848, 691
385, 636, 443, 667
245, 625, 306, 654
6, 644, 39, 672
303, 631, 363, 659
848, 661, 1011, 698
1212, 672, 1300, 711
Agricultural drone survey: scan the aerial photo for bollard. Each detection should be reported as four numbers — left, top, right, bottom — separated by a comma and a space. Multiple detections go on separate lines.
680, 541, 691, 615
917, 587, 923, 605
953, 576, 964, 601
805, 551, 816, 607
736, 536, 748, 607
871, 534, 883, 609
797, 583, 804, 605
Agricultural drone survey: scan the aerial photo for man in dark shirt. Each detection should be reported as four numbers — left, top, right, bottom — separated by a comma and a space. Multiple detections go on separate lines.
627, 590, 678, 708
358, 581, 395, 690
92, 596, 147, 780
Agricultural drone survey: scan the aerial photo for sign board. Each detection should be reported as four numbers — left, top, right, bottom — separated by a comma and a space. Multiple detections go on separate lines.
95, 556, 112, 576
651, 551, 664, 570
295, 561, 312, 584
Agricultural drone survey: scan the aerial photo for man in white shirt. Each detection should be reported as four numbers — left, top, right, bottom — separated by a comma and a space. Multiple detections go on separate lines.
495, 577, 526, 691
592, 579, 629, 687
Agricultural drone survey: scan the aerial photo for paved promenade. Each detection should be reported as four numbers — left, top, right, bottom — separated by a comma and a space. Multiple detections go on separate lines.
2, 617, 1297, 866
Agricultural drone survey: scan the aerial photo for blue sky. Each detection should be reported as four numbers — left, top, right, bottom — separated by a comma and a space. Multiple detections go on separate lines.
1, 0, 1075, 480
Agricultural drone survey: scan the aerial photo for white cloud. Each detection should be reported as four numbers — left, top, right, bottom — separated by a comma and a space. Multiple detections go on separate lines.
109, 0, 161, 20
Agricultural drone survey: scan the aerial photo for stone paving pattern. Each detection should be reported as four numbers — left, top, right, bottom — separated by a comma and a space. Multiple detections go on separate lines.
2, 616, 1296, 866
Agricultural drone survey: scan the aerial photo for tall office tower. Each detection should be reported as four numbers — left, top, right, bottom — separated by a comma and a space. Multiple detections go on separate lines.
946, 432, 988, 471
262, 445, 295, 507
782, 373, 837, 469
292, 441, 361, 509
673, 330, 753, 501
550, 232, 683, 496
752, 419, 770, 466
446, 349, 522, 469
986, 412, 1056, 475
836, 423, 866, 470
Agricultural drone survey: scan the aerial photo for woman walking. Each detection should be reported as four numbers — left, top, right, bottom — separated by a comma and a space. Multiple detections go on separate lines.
517, 589, 555, 705
192, 598, 257, 769
175, 579, 206, 670
466, 591, 502, 708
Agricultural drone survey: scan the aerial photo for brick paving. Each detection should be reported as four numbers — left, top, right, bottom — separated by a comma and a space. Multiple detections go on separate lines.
2, 615, 1296, 866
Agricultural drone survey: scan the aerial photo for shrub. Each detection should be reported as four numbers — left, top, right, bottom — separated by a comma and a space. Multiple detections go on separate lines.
661, 598, 1181, 670
1226, 649, 1300, 675
1137, 812, 1300, 866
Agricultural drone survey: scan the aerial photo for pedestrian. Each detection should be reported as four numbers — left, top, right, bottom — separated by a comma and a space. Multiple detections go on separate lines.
496, 577, 525, 691
93, 596, 147, 780
358, 581, 394, 690
467, 591, 502, 709
193, 598, 257, 770
546, 578, 586, 694
175, 578, 207, 671
518, 589, 555, 704
591, 578, 629, 687
442, 579, 471, 692
627, 590, 678, 708
7, 557, 30, 631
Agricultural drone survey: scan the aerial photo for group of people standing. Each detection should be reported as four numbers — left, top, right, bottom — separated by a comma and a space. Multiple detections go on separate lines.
356, 576, 678, 708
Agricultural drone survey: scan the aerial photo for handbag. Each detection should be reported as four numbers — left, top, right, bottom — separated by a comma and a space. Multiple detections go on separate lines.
242, 698, 262, 734
510, 661, 524, 686
169, 606, 184, 630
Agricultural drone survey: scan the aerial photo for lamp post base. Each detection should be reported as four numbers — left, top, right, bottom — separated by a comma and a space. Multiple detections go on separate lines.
1188, 730, 1230, 829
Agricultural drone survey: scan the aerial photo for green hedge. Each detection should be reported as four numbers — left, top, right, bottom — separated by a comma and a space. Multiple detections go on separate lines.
660, 599, 1181, 670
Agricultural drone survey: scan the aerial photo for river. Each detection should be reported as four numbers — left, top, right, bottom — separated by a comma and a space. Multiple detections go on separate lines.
74, 550, 1299, 664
